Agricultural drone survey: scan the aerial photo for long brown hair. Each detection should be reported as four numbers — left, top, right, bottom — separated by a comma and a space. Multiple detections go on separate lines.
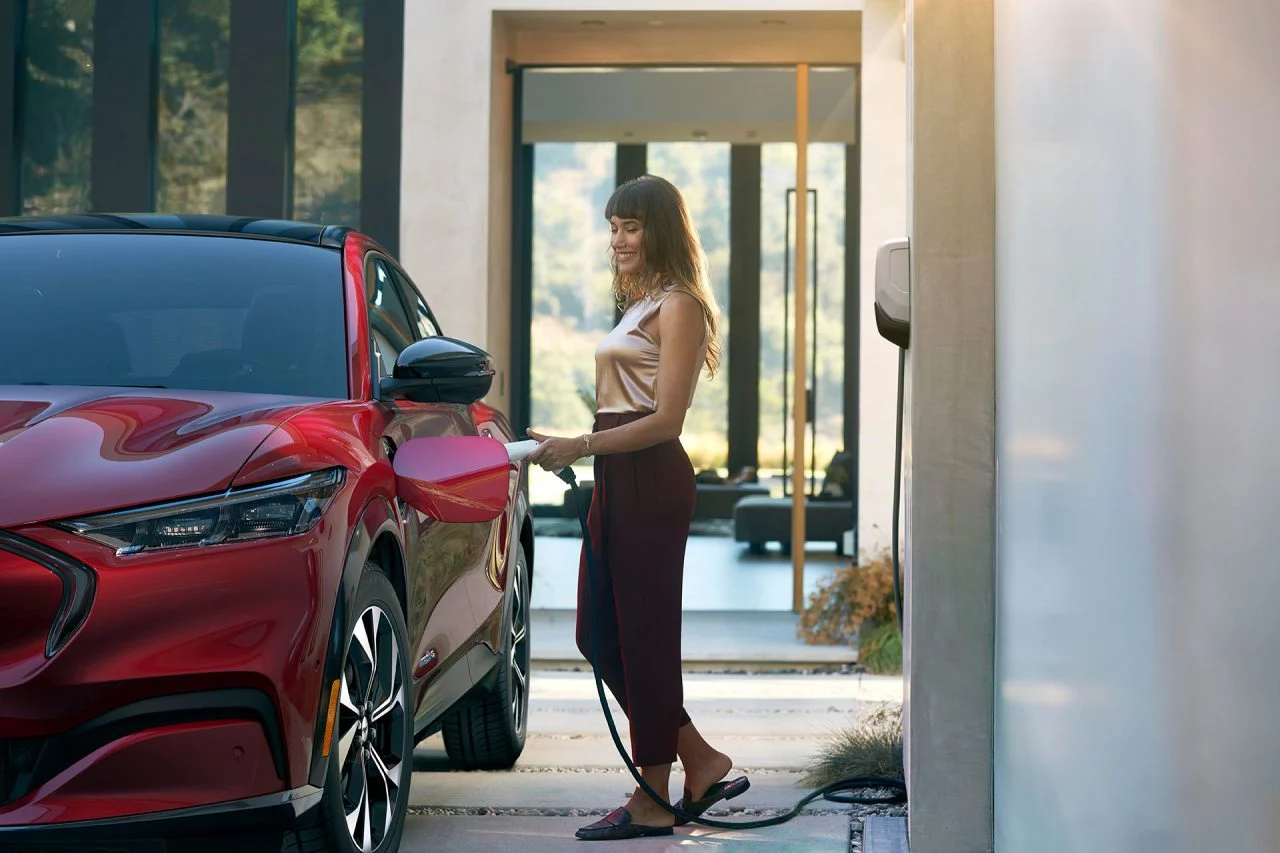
605, 174, 722, 378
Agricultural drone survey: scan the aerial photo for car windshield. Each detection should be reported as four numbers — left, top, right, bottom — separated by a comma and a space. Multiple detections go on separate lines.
0, 233, 348, 399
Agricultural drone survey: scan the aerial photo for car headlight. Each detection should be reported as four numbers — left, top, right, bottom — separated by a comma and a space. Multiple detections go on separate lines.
58, 468, 346, 555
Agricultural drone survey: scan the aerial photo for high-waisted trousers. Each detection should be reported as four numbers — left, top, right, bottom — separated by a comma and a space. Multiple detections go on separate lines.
575, 411, 696, 767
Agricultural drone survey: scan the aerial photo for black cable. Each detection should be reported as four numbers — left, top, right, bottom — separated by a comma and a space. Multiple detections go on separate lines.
892, 347, 905, 630
557, 466, 906, 830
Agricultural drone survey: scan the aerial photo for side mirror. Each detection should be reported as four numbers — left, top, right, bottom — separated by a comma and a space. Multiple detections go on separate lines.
379, 336, 495, 405
392, 435, 509, 523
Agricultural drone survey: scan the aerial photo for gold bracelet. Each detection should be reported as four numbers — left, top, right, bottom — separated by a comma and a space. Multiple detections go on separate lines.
582, 433, 592, 455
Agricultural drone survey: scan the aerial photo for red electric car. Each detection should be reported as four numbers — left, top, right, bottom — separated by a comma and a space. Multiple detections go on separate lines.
0, 215, 534, 852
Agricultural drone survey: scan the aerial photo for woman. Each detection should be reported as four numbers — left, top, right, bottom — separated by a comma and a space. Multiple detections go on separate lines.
528, 174, 750, 841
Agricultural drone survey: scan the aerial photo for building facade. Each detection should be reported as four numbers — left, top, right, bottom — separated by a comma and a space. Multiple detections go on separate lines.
0, 0, 906, 561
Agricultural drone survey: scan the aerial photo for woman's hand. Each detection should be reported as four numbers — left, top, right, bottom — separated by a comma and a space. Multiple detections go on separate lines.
525, 429, 587, 472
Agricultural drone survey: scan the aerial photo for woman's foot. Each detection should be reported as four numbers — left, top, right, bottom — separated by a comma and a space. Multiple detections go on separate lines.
575, 806, 674, 841
683, 750, 733, 802
621, 789, 676, 829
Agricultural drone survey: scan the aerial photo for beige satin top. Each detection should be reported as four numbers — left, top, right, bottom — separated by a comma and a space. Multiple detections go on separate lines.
595, 289, 705, 414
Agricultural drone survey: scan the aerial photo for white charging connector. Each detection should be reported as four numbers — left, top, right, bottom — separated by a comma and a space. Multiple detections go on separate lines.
504, 439, 541, 462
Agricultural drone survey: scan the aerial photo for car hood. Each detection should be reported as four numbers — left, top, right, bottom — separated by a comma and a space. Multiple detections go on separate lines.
0, 387, 327, 528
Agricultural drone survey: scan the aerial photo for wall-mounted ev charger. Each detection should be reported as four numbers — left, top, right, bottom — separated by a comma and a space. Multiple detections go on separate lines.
875, 237, 911, 349
873, 236, 911, 636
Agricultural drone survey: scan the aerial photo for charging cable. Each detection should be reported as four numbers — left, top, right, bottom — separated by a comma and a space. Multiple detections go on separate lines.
504, 439, 907, 828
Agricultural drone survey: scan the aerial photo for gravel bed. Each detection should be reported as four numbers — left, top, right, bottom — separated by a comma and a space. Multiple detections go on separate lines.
848, 803, 909, 852
408, 805, 846, 818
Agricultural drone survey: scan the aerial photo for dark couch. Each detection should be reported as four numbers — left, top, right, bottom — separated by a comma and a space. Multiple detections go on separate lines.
563, 481, 770, 521
732, 495, 853, 555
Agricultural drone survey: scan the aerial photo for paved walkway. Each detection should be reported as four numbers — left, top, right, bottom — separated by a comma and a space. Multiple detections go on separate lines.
401, 670, 904, 851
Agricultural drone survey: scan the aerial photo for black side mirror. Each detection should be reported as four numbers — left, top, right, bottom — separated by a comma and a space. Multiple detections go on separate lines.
379, 336, 494, 405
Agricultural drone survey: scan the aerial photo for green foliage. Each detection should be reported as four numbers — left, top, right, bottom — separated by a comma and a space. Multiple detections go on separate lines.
20, 0, 363, 219
858, 621, 903, 676
156, 0, 231, 214
801, 704, 904, 788
20, 0, 96, 214
798, 552, 902, 674
293, 0, 363, 224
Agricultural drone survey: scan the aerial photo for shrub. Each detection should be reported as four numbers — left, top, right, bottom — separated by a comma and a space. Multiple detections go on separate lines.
801, 704, 904, 788
798, 552, 902, 674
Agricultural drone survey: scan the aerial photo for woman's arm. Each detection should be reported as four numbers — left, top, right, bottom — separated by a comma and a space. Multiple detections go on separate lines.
526, 291, 704, 470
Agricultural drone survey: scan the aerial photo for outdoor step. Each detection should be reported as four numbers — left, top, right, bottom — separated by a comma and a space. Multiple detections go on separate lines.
400, 814, 850, 852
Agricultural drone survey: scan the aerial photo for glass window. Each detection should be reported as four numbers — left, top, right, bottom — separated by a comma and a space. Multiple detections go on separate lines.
293, 0, 363, 224
529, 142, 617, 504
392, 270, 441, 340
647, 142, 731, 472
366, 258, 414, 356
758, 142, 847, 494
1, 234, 348, 399
20, 1, 96, 215
157, 0, 231, 214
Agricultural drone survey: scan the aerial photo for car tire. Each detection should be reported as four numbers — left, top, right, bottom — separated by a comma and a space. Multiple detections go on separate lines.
301, 564, 413, 853
442, 542, 531, 770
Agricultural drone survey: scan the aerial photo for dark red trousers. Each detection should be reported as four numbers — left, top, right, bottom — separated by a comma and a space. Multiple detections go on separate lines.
576, 412, 695, 767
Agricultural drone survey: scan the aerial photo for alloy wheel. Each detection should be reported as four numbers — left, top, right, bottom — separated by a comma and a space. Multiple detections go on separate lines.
337, 604, 407, 853
508, 553, 530, 738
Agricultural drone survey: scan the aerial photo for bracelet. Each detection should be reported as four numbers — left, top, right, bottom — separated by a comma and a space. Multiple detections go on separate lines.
582, 433, 592, 455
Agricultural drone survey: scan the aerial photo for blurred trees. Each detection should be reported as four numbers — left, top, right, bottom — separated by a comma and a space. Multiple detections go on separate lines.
292, 0, 363, 224
20, 0, 363, 220
20, 0, 95, 214
156, 0, 230, 213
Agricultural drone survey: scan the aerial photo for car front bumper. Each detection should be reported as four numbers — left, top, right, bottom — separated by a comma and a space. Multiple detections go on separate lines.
0, 519, 348, 827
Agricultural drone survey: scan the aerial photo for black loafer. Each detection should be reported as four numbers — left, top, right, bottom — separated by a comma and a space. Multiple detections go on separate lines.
673, 776, 752, 826
576, 807, 675, 841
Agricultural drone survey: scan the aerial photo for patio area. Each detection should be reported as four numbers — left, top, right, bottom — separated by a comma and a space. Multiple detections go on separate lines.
528, 528, 858, 669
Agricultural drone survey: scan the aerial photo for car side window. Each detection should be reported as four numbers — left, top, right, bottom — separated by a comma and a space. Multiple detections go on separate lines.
391, 267, 441, 340
367, 258, 415, 383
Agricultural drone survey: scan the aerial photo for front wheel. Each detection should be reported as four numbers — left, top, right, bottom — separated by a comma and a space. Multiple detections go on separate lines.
303, 565, 412, 853
442, 542, 531, 769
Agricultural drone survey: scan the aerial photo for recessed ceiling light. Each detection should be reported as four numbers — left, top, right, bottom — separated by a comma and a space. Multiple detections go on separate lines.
580, 19, 606, 26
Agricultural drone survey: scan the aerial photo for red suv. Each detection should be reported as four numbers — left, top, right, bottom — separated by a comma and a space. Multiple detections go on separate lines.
0, 215, 534, 853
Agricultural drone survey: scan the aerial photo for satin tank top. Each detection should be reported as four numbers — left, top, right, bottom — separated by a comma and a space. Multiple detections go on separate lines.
595, 289, 705, 415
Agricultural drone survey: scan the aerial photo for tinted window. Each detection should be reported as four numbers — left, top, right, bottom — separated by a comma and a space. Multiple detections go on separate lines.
0, 233, 348, 398
393, 268, 441, 340
367, 258, 415, 382
367, 259, 414, 347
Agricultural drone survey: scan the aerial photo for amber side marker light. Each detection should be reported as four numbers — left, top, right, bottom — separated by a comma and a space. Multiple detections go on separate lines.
321, 679, 341, 757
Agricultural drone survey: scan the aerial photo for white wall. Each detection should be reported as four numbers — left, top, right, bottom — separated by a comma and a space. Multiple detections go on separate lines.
401, 1, 500, 394
858, 0, 907, 558
903, 0, 997, 850
994, 1, 1280, 851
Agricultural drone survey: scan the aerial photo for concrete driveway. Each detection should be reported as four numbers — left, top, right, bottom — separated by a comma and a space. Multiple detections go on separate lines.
399, 669, 903, 851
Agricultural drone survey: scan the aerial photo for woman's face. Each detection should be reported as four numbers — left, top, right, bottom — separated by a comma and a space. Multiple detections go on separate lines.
609, 216, 644, 274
